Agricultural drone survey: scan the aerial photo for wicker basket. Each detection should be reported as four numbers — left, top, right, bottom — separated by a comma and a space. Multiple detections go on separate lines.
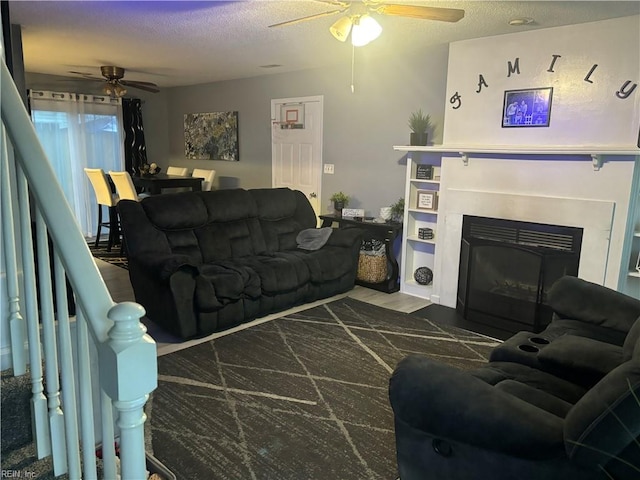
357, 240, 388, 283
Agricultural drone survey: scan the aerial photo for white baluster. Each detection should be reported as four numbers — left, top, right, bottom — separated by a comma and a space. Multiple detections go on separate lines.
101, 301, 157, 480
76, 309, 98, 479
16, 165, 50, 458
54, 255, 82, 478
0, 125, 26, 374
35, 211, 67, 475
100, 389, 117, 480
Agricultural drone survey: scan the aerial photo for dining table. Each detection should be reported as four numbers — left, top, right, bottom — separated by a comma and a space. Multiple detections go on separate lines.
132, 173, 204, 195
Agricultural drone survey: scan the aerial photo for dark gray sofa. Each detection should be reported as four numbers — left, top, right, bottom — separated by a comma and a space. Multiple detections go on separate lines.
389, 276, 640, 480
118, 187, 363, 339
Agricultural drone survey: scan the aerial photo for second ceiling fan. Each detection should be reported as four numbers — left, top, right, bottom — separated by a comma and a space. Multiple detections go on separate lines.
269, 0, 465, 46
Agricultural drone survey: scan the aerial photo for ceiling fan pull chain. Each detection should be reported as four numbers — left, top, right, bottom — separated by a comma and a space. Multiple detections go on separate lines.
351, 43, 355, 93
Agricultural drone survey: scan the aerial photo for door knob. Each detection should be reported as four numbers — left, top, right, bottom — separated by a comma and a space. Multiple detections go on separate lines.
309, 192, 317, 198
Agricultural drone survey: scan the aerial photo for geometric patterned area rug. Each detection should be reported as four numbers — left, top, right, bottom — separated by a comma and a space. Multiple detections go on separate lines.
146, 297, 500, 480
88, 242, 128, 270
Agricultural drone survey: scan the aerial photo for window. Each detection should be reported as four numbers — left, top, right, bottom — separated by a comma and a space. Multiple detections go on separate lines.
30, 91, 125, 237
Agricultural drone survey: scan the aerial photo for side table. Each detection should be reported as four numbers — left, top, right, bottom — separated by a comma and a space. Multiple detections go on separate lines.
319, 214, 403, 293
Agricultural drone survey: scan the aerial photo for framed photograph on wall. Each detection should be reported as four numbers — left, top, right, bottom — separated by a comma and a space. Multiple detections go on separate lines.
416, 190, 438, 210
502, 87, 553, 128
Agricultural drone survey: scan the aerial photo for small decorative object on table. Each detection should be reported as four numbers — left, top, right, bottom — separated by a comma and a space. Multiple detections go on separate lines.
414, 266, 433, 285
379, 207, 392, 221
418, 227, 434, 240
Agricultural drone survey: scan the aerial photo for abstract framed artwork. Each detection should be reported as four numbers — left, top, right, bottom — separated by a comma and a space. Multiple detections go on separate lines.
502, 87, 553, 128
184, 111, 239, 161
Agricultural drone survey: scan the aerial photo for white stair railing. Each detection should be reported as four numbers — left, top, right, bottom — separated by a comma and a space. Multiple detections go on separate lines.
1, 54, 157, 479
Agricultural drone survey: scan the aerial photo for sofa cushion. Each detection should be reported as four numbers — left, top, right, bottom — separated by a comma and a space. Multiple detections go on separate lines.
537, 335, 624, 386
548, 276, 640, 333
250, 188, 317, 251
472, 362, 587, 405
194, 263, 261, 312
564, 358, 640, 471
196, 218, 266, 261
230, 255, 311, 294
275, 246, 357, 283
141, 193, 208, 229
494, 380, 573, 418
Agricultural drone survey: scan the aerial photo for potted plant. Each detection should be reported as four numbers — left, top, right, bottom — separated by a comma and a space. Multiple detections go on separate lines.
390, 198, 405, 223
330, 191, 349, 213
408, 109, 432, 146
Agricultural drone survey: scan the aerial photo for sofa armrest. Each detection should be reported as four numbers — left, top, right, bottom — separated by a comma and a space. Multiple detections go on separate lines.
548, 276, 640, 333
325, 227, 363, 248
133, 252, 198, 281
389, 355, 564, 459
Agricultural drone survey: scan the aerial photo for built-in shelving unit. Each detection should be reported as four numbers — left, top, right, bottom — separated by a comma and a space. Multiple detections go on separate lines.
620, 163, 640, 297
394, 144, 640, 301
397, 149, 443, 299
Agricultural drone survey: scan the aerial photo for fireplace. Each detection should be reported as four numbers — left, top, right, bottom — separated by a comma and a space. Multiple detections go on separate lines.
456, 215, 583, 333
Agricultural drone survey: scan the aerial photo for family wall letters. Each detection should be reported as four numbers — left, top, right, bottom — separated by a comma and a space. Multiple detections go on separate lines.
449, 54, 638, 109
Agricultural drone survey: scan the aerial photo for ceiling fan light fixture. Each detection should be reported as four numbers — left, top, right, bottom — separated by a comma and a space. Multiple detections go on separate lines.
330, 16, 353, 42
102, 81, 127, 97
351, 14, 382, 47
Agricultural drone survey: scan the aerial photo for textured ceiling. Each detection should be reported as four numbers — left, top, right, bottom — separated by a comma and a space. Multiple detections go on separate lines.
9, 1, 640, 90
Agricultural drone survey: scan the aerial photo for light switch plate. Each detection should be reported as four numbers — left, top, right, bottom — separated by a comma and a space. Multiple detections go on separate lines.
324, 164, 334, 174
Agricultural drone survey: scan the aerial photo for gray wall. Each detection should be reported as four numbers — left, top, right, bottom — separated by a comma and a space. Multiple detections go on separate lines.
161, 44, 449, 217
26, 43, 449, 218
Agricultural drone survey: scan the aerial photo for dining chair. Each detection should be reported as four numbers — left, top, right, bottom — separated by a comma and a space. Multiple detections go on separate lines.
192, 168, 216, 191
166, 166, 188, 176
108, 171, 151, 201
84, 168, 120, 251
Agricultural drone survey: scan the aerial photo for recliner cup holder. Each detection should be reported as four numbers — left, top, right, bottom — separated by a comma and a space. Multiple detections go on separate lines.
529, 337, 549, 345
518, 344, 539, 353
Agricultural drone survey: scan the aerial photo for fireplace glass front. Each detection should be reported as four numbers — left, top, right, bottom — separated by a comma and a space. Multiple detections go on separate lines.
457, 216, 583, 333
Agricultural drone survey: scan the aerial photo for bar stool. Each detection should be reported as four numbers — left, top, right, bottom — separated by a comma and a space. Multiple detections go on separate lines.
84, 168, 119, 252
108, 171, 151, 201
192, 168, 216, 191
166, 166, 188, 176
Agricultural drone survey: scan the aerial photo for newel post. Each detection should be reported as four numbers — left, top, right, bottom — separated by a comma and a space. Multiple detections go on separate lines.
99, 301, 157, 480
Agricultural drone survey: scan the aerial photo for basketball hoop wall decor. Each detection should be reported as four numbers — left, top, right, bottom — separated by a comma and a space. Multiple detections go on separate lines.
279, 103, 305, 129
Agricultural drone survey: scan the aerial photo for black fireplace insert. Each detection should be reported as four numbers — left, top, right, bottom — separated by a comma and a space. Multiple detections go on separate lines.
457, 215, 583, 333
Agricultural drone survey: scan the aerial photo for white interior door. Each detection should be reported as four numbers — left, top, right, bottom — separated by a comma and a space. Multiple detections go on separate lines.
271, 96, 323, 220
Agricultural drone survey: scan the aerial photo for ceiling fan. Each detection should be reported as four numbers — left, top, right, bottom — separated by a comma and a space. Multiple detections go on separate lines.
269, 0, 465, 46
70, 66, 160, 97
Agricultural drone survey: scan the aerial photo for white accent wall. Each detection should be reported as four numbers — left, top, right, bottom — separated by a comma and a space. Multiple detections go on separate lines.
433, 16, 640, 308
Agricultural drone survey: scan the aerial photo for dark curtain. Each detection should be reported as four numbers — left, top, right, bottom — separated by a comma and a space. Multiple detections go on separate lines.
122, 98, 148, 175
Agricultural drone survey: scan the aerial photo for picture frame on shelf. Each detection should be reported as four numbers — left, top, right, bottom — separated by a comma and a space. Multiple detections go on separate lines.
416, 190, 438, 210
415, 164, 433, 180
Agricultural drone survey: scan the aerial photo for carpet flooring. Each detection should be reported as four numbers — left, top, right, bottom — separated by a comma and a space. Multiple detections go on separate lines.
147, 297, 500, 480
88, 242, 128, 270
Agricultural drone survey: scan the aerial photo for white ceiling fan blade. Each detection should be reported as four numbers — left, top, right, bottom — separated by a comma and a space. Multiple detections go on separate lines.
373, 4, 465, 22
269, 9, 346, 28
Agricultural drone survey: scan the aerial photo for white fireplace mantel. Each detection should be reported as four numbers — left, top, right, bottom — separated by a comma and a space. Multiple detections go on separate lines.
393, 145, 640, 170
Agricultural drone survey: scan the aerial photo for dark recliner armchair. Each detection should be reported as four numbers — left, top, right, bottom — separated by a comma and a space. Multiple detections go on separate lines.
389, 276, 640, 480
